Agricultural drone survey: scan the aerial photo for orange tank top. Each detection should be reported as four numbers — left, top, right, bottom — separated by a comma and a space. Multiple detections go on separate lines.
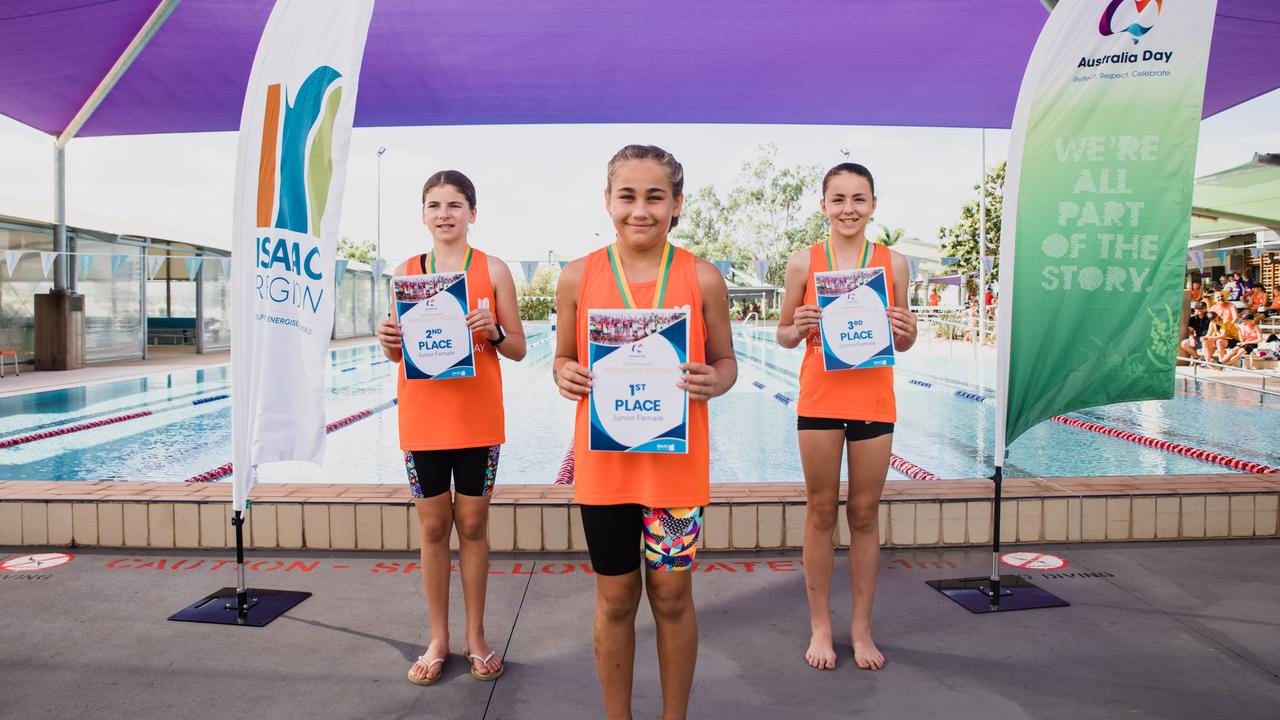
395, 248, 505, 451
797, 241, 897, 423
573, 245, 709, 508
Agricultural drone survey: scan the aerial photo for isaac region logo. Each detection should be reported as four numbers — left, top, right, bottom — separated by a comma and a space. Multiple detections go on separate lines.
256, 65, 344, 237
1099, 0, 1162, 43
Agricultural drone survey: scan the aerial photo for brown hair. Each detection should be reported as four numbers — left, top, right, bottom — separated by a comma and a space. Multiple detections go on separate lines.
421, 170, 477, 209
606, 145, 684, 229
822, 162, 876, 197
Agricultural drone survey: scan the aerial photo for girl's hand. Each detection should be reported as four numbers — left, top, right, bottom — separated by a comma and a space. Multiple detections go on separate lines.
555, 361, 593, 401
792, 305, 822, 333
376, 318, 403, 352
466, 306, 499, 341
680, 362, 718, 402
887, 306, 917, 346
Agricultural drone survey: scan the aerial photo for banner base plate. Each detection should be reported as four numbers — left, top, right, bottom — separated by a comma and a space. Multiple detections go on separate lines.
926, 575, 1068, 614
168, 587, 311, 627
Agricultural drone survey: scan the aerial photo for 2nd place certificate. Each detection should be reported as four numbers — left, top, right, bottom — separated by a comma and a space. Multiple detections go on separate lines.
588, 308, 690, 453
394, 272, 475, 380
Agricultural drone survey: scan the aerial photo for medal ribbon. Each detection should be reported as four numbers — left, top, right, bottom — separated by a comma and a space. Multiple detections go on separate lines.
428, 245, 473, 273
824, 239, 873, 271
607, 242, 674, 309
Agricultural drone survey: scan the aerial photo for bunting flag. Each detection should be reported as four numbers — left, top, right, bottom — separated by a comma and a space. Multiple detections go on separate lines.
941, 256, 959, 267
76, 253, 94, 280
2, 250, 22, 276
713, 259, 731, 277
369, 259, 384, 278
559, 260, 569, 269
1188, 249, 1204, 272
907, 258, 921, 282
111, 254, 131, 278
334, 258, 349, 279
1215, 249, 1228, 267
520, 260, 538, 286
184, 257, 202, 279
753, 259, 769, 283
981, 255, 995, 274
40, 251, 57, 279
146, 256, 166, 279
220, 257, 232, 278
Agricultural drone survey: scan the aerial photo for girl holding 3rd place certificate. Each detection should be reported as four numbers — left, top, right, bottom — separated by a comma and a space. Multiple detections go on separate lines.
776, 163, 917, 672
376, 171, 527, 686
554, 145, 736, 720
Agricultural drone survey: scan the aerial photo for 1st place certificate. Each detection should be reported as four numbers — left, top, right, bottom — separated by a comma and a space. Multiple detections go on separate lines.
816, 267, 895, 371
394, 272, 475, 380
588, 308, 689, 454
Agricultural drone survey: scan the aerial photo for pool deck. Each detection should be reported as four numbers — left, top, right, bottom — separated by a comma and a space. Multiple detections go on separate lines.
1, 541, 1277, 719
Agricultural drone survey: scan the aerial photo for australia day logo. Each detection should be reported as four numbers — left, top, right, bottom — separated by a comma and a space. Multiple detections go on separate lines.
1099, 0, 1162, 43
254, 65, 344, 316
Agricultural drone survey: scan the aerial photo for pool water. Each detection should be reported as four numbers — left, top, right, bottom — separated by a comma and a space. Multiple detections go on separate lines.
1, 323, 1275, 484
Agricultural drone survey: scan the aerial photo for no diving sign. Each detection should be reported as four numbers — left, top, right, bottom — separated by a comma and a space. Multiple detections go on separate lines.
1001, 552, 1068, 571
0, 552, 75, 573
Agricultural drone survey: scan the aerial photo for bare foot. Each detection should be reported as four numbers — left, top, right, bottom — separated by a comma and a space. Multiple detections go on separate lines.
852, 632, 884, 671
805, 626, 837, 670
408, 638, 449, 684
465, 636, 503, 676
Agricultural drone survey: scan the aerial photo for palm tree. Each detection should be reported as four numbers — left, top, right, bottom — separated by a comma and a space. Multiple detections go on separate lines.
874, 226, 904, 247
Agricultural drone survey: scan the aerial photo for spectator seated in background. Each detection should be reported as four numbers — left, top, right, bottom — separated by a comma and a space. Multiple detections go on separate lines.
1179, 301, 1211, 362
928, 289, 941, 307
1211, 292, 1238, 324
1246, 285, 1267, 312
1189, 280, 1203, 303
1201, 311, 1241, 367
1266, 292, 1280, 318
1220, 313, 1262, 366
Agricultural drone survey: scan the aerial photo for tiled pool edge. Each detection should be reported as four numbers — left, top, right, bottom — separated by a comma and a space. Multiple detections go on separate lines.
1, 477, 1277, 551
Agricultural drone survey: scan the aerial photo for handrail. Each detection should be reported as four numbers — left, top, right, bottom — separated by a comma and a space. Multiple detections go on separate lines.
1183, 357, 1276, 402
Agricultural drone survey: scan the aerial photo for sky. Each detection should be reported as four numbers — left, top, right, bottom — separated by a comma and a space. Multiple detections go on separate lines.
0, 89, 1276, 266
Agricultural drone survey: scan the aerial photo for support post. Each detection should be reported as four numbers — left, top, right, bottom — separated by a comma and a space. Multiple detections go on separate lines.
169, 505, 311, 627
978, 128, 987, 348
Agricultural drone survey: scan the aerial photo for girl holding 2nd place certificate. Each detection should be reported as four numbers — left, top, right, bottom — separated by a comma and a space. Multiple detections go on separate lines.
376, 171, 527, 686
776, 163, 917, 672
554, 145, 736, 720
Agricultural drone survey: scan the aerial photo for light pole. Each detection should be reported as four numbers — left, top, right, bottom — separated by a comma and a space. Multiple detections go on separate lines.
375, 146, 386, 325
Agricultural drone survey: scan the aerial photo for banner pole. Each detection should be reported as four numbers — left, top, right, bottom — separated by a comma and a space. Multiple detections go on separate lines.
233, 510, 248, 617
988, 465, 1003, 608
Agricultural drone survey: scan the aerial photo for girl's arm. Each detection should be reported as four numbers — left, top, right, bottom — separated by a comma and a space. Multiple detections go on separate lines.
683, 259, 738, 402
485, 255, 527, 361
776, 249, 817, 349
887, 249, 918, 352
552, 259, 591, 400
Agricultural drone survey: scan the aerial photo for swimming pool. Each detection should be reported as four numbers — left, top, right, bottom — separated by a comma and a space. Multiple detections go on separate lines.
1, 322, 1275, 484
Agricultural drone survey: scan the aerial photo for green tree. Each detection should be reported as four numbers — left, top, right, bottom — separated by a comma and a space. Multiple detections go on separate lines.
672, 144, 822, 286
517, 263, 560, 320
938, 162, 1005, 293
874, 225, 905, 247
673, 187, 750, 265
337, 236, 376, 263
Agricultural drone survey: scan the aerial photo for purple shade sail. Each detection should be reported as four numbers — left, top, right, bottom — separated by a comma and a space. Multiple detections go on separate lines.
1, 0, 1277, 138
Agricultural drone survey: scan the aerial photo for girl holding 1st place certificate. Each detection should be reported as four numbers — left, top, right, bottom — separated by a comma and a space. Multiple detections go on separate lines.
777, 163, 917, 672
375, 171, 527, 686
554, 145, 736, 720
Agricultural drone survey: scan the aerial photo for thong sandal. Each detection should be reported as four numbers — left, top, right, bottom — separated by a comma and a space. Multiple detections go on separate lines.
407, 654, 446, 686
465, 649, 504, 681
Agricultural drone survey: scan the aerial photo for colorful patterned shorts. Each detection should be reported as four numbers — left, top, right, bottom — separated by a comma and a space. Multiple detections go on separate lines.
579, 504, 703, 575
404, 445, 500, 499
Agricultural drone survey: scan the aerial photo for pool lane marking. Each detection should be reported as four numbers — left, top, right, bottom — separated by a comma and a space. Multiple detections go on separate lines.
186, 398, 399, 482
1050, 415, 1279, 474
747, 376, 941, 482
1, 357, 397, 451
903, 375, 1277, 474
